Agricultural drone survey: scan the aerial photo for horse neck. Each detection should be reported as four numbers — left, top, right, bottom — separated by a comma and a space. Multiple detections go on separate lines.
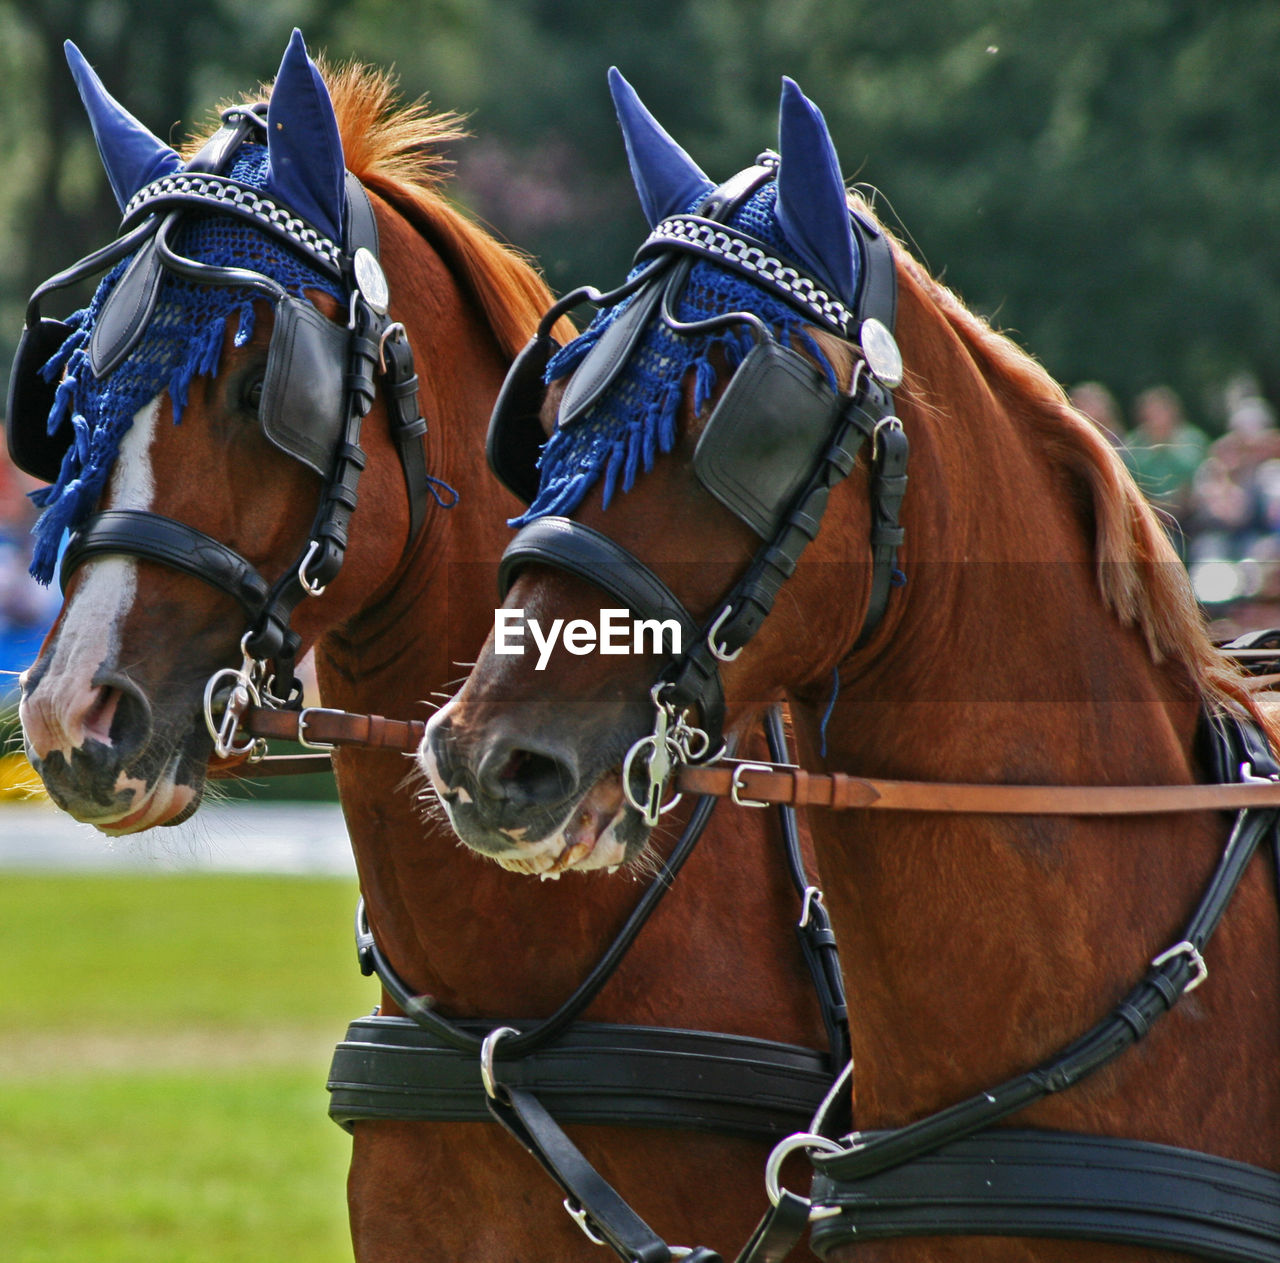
794, 283, 1280, 1161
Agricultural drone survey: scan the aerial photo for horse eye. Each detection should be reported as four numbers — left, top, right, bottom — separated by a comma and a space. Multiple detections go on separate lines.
242, 375, 264, 415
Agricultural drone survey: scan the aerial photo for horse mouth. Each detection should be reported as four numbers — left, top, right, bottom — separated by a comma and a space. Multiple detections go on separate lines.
495, 774, 637, 877
433, 771, 647, 878
96, 777, 199, 834
34, 744, 204, 835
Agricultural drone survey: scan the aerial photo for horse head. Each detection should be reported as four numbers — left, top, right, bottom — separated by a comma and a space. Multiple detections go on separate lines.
423, 73, 896, 872
13, 32, 463, 831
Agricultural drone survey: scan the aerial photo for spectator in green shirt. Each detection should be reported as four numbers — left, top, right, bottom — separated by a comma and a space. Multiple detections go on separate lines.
1121, 385, 1208, 550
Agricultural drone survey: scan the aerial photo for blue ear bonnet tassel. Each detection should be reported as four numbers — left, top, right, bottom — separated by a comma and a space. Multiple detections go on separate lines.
512, 179, 850, 527
28, 144, 343, 584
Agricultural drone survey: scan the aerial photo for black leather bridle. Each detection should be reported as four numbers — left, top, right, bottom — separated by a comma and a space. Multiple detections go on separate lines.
489, 156, 907, 825
7, 103, 440, 723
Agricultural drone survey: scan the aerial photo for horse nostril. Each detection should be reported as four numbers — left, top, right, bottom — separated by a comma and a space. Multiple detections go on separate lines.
82, 686, 120, 745
87, 674, 152, 761
477, 740, 578, 809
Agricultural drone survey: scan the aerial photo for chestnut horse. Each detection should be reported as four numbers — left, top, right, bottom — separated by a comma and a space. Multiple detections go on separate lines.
11, 38, 832, 1262
425, 73, 1280, 1261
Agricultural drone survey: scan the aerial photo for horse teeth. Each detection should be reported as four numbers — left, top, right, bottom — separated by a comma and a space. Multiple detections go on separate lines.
539, 871, 561, 882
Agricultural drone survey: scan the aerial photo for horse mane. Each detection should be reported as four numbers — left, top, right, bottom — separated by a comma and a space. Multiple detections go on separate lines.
846, 197, 1264, 725
188, 58, 566, 360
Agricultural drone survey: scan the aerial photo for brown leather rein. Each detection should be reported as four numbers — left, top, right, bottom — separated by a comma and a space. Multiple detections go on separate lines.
212, 698, 1280, 815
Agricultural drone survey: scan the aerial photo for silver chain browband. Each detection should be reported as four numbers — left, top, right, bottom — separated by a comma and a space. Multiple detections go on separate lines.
641, 214, 856, 335
120, 173, 343, 275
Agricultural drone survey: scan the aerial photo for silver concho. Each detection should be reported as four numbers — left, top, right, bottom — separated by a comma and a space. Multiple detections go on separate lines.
860, 317, 903, 389
353, 246, 390, 315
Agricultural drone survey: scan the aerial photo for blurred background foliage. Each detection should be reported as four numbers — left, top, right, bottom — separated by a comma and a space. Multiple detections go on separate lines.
4, 0, 1280, 426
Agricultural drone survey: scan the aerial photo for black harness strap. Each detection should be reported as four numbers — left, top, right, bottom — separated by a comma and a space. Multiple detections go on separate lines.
328, 1016, 834, 1138
808, 1130, 1280, 1263
330, 714, 847, 1262
764, 706, 850, 1077
487, 1083, 698, 1263
498, 517, 726, 743
733, 712, 1280, 1263
813, 777, 1275, 1186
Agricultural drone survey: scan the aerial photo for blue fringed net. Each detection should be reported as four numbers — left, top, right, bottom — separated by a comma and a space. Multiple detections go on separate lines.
512, 179, 854, 526
28, 144, 343, 584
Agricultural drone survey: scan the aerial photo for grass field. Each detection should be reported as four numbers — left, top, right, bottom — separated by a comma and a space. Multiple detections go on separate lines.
0, 871, 376, 1262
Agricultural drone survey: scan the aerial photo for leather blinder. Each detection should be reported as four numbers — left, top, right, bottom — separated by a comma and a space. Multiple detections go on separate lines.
6, 317, 76, 483
87, 236, 166, 378
486, 332, 558, 504
555, 277, 665, 429
258, 296, 349, 477
693, 339, 844, 539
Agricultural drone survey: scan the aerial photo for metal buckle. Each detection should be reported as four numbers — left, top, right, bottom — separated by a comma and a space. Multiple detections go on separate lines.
799, 886, 824, 928
377, 320, 406, 372
730, 761, 773, 808
871, 414, 903, 461
296, 708, 341, 751
1150, 940, 1209, 992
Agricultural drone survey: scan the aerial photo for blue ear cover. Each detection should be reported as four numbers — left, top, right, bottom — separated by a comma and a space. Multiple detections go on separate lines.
64, 41, 183, 210
264, 29, 346, 242
775, 77, 857, 306
609, 67, 714, 226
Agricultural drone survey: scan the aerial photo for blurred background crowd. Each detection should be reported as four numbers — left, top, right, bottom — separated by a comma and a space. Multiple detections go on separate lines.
0, 460, 57, 699
1071, 374, 1280, 629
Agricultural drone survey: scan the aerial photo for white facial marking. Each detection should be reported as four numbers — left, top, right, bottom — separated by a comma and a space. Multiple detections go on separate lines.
23, 397, 160, 761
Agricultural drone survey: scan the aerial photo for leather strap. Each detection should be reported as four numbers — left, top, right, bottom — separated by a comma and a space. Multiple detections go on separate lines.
809, 721, 1276, 1185
220, 700, 1280, 816
499, 516, 699, 639
239, 704, 426, 753
852, 412, 908, 650
808, 1129, 1280, 1263
731, 1193, 813, 1263
486, 1085, 676, 1263
676, 763, 1280, 815
326, 1014, 833, 1138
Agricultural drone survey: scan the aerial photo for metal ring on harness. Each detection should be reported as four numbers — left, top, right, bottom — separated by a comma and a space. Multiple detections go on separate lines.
479, 1026, 520, 1101
764, 1131, 846, 1208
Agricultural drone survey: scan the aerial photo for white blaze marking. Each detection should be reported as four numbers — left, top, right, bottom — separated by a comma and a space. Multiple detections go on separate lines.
33, 397, 161, 755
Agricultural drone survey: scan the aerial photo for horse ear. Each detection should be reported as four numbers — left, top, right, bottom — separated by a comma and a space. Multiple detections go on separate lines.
264, 29, 345, 243
64, 41, 182, 210
609, 68, 713, 227
775, 78, 857, 307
